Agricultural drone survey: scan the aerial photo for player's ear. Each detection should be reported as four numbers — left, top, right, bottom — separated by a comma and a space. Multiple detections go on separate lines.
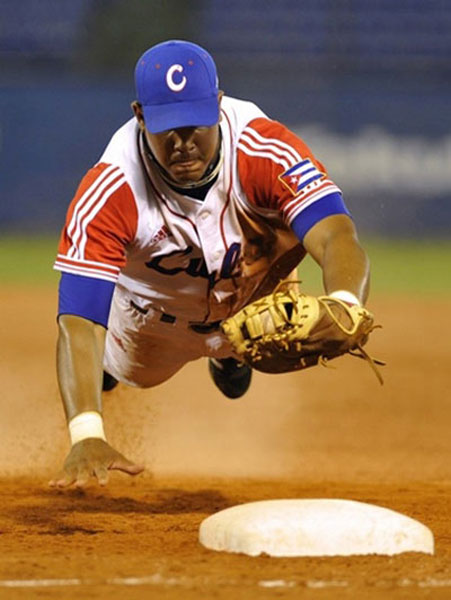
131, 101, 146, 130
217, 91, 224, 122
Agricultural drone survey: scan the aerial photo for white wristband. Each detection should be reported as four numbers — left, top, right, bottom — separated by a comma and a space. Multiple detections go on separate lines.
68, 411, 106, 446
329, 290, 361, 306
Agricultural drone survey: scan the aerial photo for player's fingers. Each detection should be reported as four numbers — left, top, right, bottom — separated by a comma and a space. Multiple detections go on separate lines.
49, 473, 63, 487
110, 456, 145, 476
94, 465, 110, 486
73, 467, 91, 489
49, 470, 76, 488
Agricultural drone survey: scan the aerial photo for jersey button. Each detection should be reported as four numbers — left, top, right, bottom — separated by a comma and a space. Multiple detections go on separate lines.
200, 211, 210, 220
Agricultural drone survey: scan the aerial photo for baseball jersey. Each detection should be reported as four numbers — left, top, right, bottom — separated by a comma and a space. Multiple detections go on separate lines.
55, 96, 346, 324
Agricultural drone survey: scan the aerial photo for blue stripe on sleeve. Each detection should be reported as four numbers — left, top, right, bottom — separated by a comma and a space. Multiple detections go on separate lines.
291, 192, 352, 242
58, 273, 115, 328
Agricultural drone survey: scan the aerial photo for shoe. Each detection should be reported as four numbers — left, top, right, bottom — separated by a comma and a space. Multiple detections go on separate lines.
102, 371, 119, 392
208, 358, 252, 399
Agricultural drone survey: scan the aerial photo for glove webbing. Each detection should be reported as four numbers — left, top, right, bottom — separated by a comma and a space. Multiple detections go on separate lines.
261, 280, 385, 384
245, 281, 310, 361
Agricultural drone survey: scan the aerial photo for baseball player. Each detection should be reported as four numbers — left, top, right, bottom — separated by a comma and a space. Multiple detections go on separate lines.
50, 40, 371, 488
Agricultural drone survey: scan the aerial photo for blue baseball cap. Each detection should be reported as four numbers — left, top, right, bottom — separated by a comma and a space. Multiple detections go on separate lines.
135, 40, 220, 134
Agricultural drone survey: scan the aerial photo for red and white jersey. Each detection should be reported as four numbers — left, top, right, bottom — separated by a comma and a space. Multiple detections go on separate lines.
55, 96, 341, 322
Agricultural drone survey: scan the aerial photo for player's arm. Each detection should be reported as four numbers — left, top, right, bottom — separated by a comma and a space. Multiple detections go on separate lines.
55, 272, 116, 421
54, 312, 144, 489
302, 214, 370, 305
57, 314, 105, 421
51, 164, 143, 488
51, 275, 144, 489
237, 118, 369, 306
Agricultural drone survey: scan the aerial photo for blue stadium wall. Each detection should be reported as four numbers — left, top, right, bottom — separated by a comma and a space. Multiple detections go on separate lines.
1, 0, 450, 237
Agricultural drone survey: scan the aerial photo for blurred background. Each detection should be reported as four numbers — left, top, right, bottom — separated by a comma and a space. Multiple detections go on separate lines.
1, 0, 450, 237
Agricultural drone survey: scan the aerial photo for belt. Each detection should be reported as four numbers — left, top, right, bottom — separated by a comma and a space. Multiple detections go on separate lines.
130, 301, 221, 334
188, 321, 221, 334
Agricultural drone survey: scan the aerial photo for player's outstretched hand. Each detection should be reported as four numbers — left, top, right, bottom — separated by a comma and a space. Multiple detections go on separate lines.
49, 438, 145, 489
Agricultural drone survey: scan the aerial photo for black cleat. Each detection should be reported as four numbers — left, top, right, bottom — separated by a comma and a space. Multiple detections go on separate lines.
208, 358, 252, 399
102, 371, 119, 392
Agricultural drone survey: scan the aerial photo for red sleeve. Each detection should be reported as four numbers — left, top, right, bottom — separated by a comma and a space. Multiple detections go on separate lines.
237, 118, 341, 224
54, 162, 138, 283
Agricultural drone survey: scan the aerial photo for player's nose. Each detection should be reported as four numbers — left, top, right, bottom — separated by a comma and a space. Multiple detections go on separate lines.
171, 127, 196, 150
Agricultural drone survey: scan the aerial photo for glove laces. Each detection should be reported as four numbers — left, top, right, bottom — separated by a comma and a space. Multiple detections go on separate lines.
274, 280, 386, 384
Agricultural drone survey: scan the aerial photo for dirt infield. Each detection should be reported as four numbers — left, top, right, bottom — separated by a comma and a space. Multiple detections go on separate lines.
1, 286, 451, 599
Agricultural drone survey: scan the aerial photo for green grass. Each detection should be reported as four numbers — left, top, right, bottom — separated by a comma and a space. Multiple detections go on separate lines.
365, 239, 451, 295
298, 238, 451, 296
0, 235, 450, 295
0, 236, 60, 286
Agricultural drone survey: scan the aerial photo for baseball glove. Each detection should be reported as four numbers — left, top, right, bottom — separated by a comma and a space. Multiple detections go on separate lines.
221, 281, 384, 383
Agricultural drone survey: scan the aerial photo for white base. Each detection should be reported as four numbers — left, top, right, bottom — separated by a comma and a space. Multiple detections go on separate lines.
199, 499, 434, 557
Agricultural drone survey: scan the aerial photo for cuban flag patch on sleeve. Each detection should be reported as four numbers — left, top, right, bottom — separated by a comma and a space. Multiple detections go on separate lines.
279, 159, 325, 196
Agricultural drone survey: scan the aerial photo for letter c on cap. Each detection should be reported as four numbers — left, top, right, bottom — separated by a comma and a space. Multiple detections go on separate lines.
166, 64, 187, 92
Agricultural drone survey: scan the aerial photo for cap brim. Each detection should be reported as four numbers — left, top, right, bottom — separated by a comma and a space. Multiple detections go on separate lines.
142, 96, 220, 134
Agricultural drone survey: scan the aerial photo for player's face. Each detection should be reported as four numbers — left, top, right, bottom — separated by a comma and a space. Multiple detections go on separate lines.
144, 124, 220, 185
